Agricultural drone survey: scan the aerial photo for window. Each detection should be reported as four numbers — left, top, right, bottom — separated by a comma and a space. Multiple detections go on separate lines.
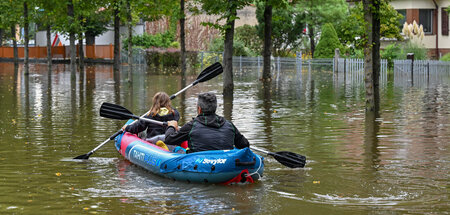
397, 9, 407, 29
419, 9, 433, 34
443, 8, 449, 36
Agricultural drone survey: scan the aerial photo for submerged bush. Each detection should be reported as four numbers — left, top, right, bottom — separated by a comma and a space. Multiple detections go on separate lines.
381, 43, 402, 67
441, 53, 450, 61
380, 41, 428, 68
124, 32, 177, 50
207, 37, 255, 57
401, 42, 427, 60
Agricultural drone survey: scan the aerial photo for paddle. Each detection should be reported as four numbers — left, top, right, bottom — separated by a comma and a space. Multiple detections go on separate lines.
98, 103, 307, 168
170, 62, 222, 100
99, 102, 167, 126
250, 146, 306, 168
73, 62, 223, 159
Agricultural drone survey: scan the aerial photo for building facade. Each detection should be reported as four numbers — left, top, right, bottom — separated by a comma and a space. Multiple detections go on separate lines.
390, 0, 450, 58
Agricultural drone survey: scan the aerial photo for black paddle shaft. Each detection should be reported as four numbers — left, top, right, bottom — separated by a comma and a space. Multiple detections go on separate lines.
99, 103, 167, 126
170, 62, 223, 100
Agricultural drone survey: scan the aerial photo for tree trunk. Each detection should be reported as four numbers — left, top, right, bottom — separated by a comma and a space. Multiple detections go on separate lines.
180, 0, 187, 78
372, 0, 381, 113
68, 0, 76, 74
46, 25, 52, 68
113, 1, 120, 73
127, 0, 132, 82
262, 3, 272, 82
24, 1, 29, 75
11, 25, 18, 64
85, 31, 95, 45
79, 34, 84, 69
222, 2, 236, 98
363, 0, 375, 112
309, 27, 315, 58
0, 29, 3, 46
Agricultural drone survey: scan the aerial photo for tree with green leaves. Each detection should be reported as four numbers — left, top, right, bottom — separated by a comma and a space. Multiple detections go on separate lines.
35, 0, 63, 69
336, 0, 403, 54
314, 23, 343, 58
0, 0, 23, 63
234, 24, 262, 56
255, 2, 305, 57
296, 0, 347, 57
193, 0, 252, 96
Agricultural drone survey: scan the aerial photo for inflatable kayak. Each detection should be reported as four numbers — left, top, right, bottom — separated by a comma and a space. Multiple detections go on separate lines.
114, 121, 264, 184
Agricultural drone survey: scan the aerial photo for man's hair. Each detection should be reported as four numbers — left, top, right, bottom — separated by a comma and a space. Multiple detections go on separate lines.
197, 92, 217, 114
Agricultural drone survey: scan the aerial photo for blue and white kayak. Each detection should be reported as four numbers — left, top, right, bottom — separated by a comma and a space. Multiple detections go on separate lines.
114, 121, 264, 184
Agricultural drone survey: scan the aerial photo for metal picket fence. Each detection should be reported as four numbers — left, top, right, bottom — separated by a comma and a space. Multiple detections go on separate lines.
393, 59, 450, 87
335, 58, 389, 87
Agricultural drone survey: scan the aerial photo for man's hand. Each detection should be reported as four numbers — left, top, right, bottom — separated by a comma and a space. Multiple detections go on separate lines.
167, 120, 179, 131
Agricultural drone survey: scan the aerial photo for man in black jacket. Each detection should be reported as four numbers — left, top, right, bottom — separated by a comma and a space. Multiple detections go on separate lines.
165, 92, 249, 153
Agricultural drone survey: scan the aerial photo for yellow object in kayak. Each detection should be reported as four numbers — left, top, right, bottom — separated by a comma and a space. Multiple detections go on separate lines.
156, 140, 169, 151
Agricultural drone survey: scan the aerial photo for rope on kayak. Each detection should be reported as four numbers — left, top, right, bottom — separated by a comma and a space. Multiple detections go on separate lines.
246, 155, 262, 179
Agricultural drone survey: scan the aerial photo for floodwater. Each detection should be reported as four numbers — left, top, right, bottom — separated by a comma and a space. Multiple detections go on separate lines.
0, 62, 448, 214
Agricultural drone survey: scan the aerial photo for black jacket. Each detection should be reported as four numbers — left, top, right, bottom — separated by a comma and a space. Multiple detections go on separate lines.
164, 113, 249, 153
125, 109, 180, 138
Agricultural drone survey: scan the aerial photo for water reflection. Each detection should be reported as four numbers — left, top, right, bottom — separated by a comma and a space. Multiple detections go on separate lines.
0, 62, 448, 214
223, 93, 233, 121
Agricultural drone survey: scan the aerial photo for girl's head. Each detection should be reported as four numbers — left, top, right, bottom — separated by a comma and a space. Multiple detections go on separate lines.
150, 92, 173, 116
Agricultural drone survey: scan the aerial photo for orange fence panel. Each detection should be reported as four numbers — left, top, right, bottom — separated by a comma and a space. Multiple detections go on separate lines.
86, 45, 96, 59
0, 47, 14, 58
1, 45, 115, 60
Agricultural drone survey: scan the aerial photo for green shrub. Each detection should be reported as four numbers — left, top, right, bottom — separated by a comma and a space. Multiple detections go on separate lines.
381, 43, 402, 67
207, 37, 254, 57
401, 42, 427, 60
235, 24, 262, 56
123, 32, 178, 50
315, 23, 343, 58
145, 48, 198, 69
441, 53, 450, 61
380, 42, 427, 66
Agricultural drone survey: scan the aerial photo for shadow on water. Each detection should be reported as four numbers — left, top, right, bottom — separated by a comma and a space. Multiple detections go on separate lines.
363, 111, 381, 178
260, 82, 273, 149
223, 93, 233, 121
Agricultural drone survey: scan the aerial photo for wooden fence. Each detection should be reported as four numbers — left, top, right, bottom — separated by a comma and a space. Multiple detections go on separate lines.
0, 44, 114, 59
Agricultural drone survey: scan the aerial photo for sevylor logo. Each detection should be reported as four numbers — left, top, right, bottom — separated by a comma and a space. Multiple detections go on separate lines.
196, 158, 227, 165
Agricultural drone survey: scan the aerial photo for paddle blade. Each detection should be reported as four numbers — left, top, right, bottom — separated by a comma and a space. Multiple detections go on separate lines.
270, 151, 306, 168
195, 62, 223, 84
73, 152, 92, 160
100, 102, 135, 120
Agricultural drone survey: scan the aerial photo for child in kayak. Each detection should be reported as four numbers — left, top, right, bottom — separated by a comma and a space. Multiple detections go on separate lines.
124, 92, 180, 143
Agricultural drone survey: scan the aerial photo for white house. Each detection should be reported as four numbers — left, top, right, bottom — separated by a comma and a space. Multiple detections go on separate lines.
35, 24, 145, 46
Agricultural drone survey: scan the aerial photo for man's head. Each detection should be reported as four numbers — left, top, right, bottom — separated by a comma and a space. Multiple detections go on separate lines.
197, 92, 217, 114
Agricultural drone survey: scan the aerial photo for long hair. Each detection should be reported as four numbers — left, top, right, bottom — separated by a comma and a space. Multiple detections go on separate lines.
149, 92, 173, 116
